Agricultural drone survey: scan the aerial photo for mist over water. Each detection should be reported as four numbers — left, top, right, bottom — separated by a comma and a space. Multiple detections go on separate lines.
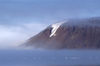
0, 23, 47, 49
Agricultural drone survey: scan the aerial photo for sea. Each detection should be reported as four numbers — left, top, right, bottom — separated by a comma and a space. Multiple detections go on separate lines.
0, 49, 100, 66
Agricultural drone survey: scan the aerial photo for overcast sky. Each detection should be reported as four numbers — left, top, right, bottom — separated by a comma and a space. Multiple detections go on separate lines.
0, 0, 100, 49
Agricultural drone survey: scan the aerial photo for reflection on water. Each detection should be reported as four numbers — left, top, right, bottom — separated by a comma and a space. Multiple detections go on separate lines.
0, 49, 100, 66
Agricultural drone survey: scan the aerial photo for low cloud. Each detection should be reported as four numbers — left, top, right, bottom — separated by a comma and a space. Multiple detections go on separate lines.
0, 22, 47, 49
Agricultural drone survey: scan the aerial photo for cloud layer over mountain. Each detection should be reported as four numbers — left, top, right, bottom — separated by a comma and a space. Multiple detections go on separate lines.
0, 0, 100, 48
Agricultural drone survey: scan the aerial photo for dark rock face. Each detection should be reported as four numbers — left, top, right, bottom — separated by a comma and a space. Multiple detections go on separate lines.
24, 18, 100, 49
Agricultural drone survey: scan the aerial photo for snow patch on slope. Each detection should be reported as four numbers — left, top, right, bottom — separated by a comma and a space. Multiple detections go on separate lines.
50, 22, 65, 37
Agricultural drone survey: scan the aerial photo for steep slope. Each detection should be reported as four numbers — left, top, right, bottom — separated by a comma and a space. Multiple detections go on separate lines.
24, 18, 100, 49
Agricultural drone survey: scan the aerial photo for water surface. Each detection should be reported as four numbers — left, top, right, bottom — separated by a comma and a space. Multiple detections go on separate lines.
0, 49, 100, 66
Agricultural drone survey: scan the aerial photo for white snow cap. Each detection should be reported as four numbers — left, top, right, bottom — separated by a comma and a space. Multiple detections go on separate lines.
50, 22, 65, 37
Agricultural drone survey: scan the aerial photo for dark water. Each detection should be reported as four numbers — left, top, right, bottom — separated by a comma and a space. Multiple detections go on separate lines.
0, 49, 100, 66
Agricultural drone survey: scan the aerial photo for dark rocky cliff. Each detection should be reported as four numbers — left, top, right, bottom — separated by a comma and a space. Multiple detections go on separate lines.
24, 18, 100, 49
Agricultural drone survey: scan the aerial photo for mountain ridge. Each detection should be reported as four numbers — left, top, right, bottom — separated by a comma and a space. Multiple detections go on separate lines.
23, 17, 100, 49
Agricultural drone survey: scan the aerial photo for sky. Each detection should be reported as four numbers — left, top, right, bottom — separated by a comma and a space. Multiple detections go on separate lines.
0, 0, 100, 49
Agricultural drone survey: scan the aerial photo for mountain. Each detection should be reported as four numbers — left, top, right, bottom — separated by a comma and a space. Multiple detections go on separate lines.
23, 17, 100, 49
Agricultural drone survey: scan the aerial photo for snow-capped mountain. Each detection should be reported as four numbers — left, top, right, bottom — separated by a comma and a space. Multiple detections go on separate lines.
24, 17, 100, 49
